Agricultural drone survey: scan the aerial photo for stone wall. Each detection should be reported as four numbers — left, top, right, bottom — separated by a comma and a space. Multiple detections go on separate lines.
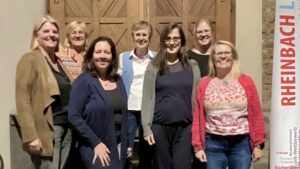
262, 0, 275, 112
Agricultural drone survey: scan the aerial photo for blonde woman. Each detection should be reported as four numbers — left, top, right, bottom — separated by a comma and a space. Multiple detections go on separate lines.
192, 40, 265, 169
16, 15, 73, 169
58, 20, 88, 79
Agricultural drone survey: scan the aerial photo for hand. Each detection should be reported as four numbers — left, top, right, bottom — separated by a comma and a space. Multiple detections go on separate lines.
252, 147, 263, 162
93, 143, 111, 167
195, 149, 207, 162
144, 135, 155, 145
127, 147, 133, 158
28, 139, 43, 154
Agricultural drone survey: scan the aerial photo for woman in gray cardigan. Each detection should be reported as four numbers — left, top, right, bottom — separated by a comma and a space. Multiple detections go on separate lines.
141, 23, 200, 169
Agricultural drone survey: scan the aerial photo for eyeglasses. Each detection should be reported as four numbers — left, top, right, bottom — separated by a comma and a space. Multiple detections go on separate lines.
164, 37, 181, 45
215, 51, 232, 57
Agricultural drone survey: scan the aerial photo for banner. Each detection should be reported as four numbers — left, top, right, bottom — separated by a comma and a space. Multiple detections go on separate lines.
270, 0, 300, 168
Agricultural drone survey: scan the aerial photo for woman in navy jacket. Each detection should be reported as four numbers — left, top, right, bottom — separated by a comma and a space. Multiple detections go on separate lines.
68, 36, 128, 169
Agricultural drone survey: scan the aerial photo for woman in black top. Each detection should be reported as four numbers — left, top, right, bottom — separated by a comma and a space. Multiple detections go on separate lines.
68, 36, 128, 169
141, 23, 200, 169
188, 17, 214, 77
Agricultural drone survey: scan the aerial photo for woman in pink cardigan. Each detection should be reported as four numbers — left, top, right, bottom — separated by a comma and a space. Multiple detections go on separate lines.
191, 40, 265, 169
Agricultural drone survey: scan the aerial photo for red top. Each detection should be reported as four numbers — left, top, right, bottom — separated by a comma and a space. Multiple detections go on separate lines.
192, 74, 266, 151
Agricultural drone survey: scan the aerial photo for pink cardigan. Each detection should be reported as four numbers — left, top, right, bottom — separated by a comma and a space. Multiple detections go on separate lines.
192, 74, 266, 151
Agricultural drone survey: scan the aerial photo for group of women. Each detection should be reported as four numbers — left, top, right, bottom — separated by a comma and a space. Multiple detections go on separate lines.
15, 15, 265, 169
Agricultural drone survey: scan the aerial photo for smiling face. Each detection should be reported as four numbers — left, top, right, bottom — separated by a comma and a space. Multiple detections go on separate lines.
68, 26, 86, 48
165, 28, 181, 55
213, 44, 233, 72
37, 22, 59, 52
93, 41, 112, 74
195, 21, 212, 47
133, 28, 150, 49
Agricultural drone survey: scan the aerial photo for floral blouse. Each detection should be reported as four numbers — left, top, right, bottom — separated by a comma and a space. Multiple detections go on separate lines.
204, 80, 249, 135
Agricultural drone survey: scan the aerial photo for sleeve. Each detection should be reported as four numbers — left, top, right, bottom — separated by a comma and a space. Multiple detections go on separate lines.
141, 64, 155, 137
191, 84, 203, 151
68, 75, 101, 149
15, 53, 38, 143
247, 76, 266, 147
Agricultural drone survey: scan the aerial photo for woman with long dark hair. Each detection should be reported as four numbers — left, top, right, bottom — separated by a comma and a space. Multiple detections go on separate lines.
141, 23, 200, 169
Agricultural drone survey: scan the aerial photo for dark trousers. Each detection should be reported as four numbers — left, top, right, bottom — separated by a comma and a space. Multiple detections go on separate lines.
127, 110, 154, 169
192, 155, 206, 169
64, 129, 85, 169
151, 124, 192, 169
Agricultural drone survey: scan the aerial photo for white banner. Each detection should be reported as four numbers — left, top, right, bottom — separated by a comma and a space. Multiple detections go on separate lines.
270, 0, 300, 168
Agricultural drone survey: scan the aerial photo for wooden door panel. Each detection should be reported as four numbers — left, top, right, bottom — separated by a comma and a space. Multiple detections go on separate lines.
189, 0, 215, 17
49, 0, 234, 52
99, 0, 127, 17
155, 0, 183, 17
99, 24, 129, 53
65, 0, 93, 17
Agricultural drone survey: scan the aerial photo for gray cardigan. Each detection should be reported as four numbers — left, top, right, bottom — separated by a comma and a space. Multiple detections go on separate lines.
141, 59, 201, 136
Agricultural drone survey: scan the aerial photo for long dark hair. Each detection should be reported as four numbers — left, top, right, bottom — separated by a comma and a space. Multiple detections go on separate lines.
152, 23, 190, 74
82, 36, 118, 80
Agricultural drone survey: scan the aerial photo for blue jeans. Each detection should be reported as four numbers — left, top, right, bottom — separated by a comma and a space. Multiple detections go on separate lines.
205, 133, 252, 169
127, 111, 140, 148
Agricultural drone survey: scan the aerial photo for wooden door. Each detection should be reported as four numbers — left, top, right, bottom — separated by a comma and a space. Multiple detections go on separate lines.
49, 0, 140, 53
148, 0, 234, 50
48, 0, 234, 52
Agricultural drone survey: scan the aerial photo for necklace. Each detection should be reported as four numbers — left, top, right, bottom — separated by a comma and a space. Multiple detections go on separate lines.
222, 80, 229, 86
99, 78, 110, 87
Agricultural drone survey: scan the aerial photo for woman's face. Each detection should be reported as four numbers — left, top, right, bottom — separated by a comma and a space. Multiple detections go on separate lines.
68, 26, 86, 48
93, 41, 112, 74
213, 44, 233, 71
37, 22, 59, 51
195, 21, 212, 46
133, 28, 150, 49
165, 28, 181, 55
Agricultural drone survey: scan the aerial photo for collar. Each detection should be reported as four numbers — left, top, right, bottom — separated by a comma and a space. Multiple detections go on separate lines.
129, 49, 155, 60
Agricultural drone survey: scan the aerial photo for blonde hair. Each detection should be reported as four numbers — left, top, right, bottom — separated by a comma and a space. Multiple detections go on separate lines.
30, 15, 60, 51
208, 40, 241, 79
64, 20, 88, 48
131, 20, 153, 40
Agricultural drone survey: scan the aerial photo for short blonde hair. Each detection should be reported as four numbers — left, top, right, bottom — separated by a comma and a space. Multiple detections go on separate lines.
64, 20, 88, 48
30, 15, 60, 52
131, 20, 153, 40
208, 40, 241, 79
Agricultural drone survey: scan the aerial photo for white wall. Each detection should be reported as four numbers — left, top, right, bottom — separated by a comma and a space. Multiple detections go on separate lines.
236, 0, 262, 98
0, 0, 45, 168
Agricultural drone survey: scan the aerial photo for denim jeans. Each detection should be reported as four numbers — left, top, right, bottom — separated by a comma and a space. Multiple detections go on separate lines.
205, 133, 252, 169
127, 110, 140, 149
52, 124, 72, 169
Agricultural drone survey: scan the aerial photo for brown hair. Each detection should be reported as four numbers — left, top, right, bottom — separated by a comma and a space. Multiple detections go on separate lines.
152, 23, 190, 74
82, 36, 119, 80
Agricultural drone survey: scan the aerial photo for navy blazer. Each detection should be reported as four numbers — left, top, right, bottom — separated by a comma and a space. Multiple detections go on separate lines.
68, 72, 128, 169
